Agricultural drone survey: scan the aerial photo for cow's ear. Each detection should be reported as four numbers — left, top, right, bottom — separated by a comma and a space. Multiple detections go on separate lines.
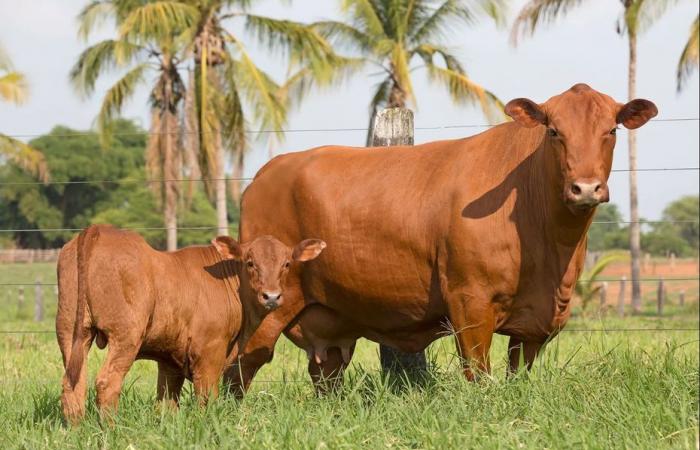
292, 239, 326, 262
617, 99, 658, 129
212, 236, 243, 260
505, 98, 547, 128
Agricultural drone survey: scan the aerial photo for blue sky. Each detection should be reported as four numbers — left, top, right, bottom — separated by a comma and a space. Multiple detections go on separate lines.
0, 0, 698, 220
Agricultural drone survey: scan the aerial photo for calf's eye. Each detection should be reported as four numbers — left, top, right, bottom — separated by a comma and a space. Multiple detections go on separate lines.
547, 128, 558, 137
610, 127, 617, 135
247, 260, 254, 268
284, 262, 290, 269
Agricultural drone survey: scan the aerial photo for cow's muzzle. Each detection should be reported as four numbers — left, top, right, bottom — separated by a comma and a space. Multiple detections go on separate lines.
261, 291, 282, 311
565, 179, 609, 210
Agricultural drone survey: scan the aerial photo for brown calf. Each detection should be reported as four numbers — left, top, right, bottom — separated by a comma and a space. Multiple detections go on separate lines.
58, 225, 324, 422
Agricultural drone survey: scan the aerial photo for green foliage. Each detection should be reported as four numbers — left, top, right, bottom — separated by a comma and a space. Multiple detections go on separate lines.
587, 203, 629, 252
575, 253, 622, 312
643, 195, 699, 257
0, 120, 225, 249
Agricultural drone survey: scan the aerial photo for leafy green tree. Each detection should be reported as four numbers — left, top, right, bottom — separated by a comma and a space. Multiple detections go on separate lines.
677, 15, 699, 91
587, 203, 629, 252
643, 195, 699, 256
314, 0, 506, 145
0, 42, 48, 181
512, 0, 678, 313
71, 0, 198, 250
0, 120, 146, 248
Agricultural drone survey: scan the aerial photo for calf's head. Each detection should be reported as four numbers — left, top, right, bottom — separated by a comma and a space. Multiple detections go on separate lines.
505, 83, 657, 214
212, 235, 326, 310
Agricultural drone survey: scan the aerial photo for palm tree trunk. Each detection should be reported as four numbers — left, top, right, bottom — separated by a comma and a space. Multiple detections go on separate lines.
164, 111, 178, 251
215, 144, 228, 236
627, 29, 642, 314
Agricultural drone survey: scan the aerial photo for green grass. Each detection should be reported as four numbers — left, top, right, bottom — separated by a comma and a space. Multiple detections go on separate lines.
1, 263, 698, 449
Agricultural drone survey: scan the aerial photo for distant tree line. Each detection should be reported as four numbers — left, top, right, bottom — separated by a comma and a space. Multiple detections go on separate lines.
588, 196, 699, 257
0, 119, 237, 250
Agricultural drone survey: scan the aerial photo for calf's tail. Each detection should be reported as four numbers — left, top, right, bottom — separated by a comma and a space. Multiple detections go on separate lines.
65, 226, 97, 389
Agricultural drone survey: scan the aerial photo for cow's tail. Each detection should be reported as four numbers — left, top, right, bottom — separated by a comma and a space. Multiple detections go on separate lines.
65, 226, 97, 389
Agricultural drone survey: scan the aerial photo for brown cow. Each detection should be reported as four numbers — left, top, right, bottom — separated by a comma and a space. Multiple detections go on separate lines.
223, 84, 657, 393
58, 225, 325, 422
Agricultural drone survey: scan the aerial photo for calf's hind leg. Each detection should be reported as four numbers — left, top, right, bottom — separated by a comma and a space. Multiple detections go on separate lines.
507, 337, 544, 374
94, 333, 141, 417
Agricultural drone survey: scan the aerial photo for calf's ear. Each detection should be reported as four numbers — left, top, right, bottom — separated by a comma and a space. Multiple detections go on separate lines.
292, 239, 326, 262
617, 99, 658, 129
212, 236, 243, 260
505, 98, 547, 128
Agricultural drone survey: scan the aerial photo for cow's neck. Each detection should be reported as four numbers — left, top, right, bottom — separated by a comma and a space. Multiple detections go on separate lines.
527, 137, 595, 289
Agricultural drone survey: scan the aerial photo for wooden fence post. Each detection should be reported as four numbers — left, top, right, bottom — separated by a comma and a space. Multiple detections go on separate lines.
656, 278, 664, 317
34, 277, 44, 322
679, 289, 685, 307
18, 286, 25, 318
599, 281, 608, 314
617, 276, 626, 318
370, 108, 428, 380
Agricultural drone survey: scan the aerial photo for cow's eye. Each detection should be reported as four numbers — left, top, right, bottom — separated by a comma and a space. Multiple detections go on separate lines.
246, 260, 254, 268
609, 127, 617, 135
547, 128, 558, 137
284, 261, 290, 269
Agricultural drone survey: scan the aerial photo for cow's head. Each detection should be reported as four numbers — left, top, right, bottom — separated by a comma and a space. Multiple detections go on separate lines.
212, 235, 325, 310
505, 83, 657, 214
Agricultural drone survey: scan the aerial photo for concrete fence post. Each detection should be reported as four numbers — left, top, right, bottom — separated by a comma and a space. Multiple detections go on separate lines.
617, 276, 626, 318
370, 108, 428, 380
34, 277, 44, 322
679, 289, 685, 307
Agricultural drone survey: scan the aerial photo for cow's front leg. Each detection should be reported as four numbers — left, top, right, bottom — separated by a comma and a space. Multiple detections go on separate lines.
445, 290, 495, 381
507, 337, 544, 374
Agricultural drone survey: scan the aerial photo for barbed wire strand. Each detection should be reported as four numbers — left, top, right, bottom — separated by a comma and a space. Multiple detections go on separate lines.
0, 328, 697, 335
2, 278, 698, 287
0, 218, 697, 234
2, 117, 698, 140
1, 166, 699, 187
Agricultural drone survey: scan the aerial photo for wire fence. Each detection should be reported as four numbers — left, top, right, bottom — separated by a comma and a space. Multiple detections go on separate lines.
2, 116, 697, 139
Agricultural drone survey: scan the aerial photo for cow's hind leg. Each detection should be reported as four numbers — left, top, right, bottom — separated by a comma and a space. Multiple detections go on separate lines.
308, 344, 355, 395
445, 290, 495, 381
157, 362, 185, 408
61, 330, 95, 424
94, 333, 141, 419
507, 337, 544, 375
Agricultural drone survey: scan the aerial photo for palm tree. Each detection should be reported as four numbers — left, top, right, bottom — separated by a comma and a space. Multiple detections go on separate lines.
575, 254, 622, 313
512, 0, 677, 315
313, 0, 506, 145
133, 0, 341, 236
677, 15, 699, 91
71, 1, 196, 251
0, 43, 48, 181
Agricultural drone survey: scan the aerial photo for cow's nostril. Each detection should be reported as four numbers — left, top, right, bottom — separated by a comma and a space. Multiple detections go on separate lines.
594, 184, 602, 193
262, 293, 269, 300
571, 184, 582, 195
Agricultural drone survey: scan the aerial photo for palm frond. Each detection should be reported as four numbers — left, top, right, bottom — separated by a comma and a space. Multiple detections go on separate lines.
96, 63, 149, 147
677, 15, 699, 91
510, 0, 587, 45
69, 39, 143, 97
228, 43, 287, 139
0, 134, 49, 182
412, 0, 505, 45
425, 63, 504, 123
0, 71, 29, 105
119, 1, 198, 44
625, 0, 680, 36
244, 15, 338, 81
0, 42, 14, 72
312, 20, 373, 53
77, 0, 117, 41
340, 0, 387, 38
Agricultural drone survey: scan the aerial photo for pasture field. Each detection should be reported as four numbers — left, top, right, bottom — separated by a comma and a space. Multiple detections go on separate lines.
0, 262, 698, 449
